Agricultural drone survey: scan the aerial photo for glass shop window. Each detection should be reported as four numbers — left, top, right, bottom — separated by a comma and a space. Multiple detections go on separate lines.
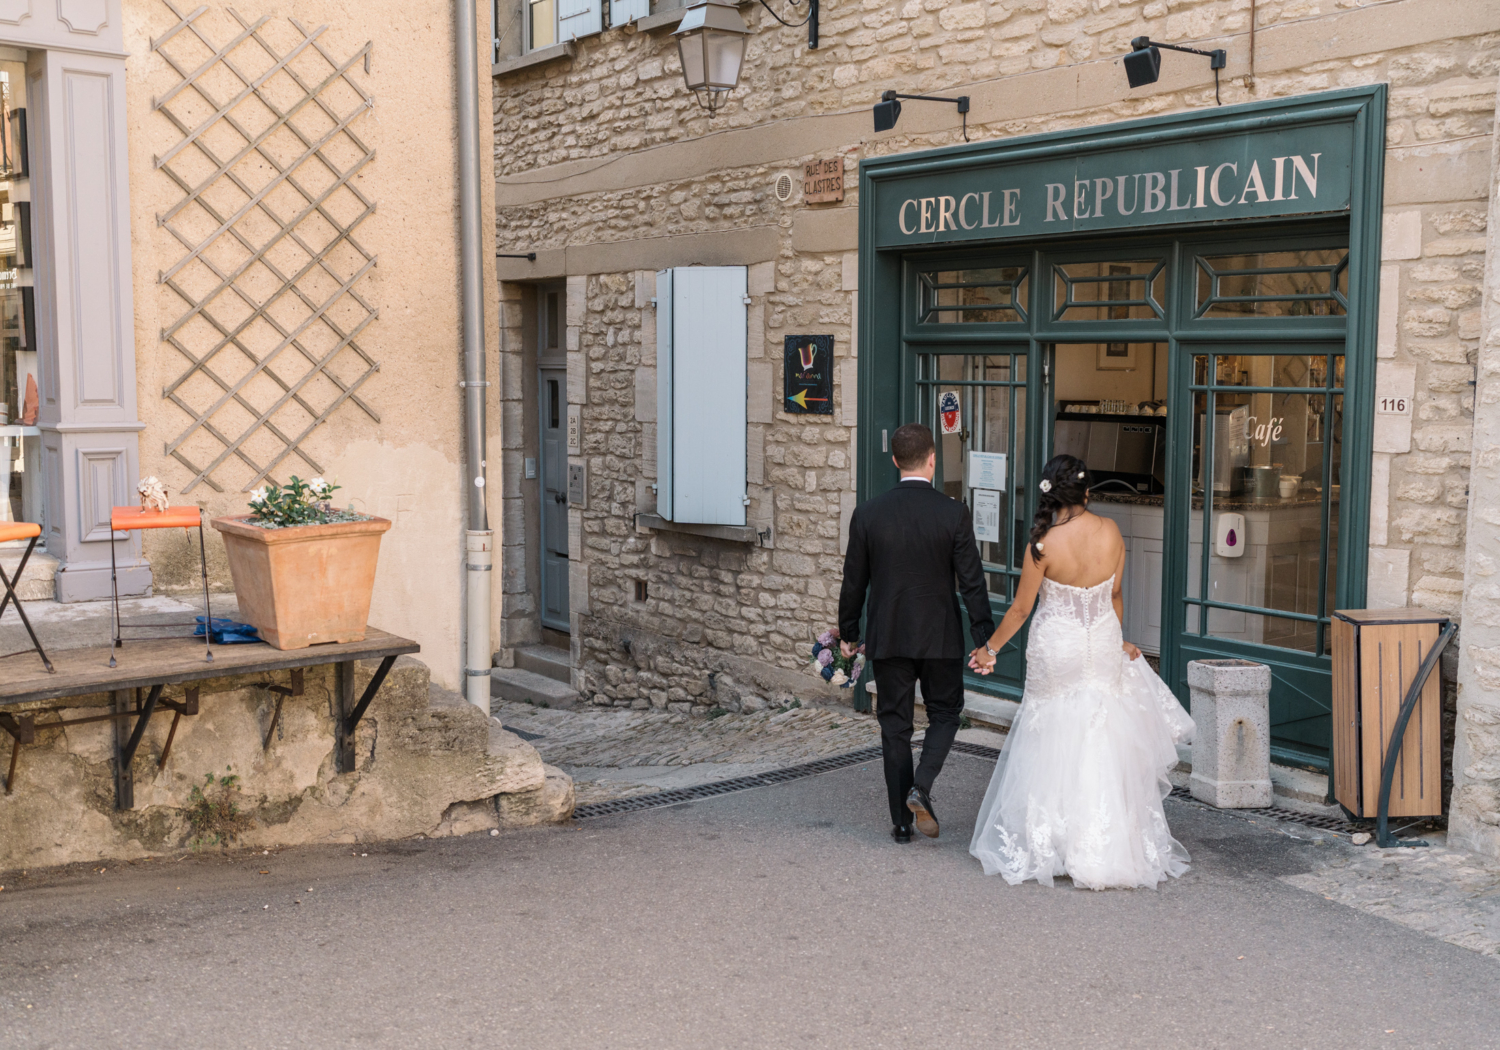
1185, 352, 1345, 655
0, 58, 38, 535
1051, 258, 1166, 322
1194, 249, 1349, 318
918, 266, 1028, 325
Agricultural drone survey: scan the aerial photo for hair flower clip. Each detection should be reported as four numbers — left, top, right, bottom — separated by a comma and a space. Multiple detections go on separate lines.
1077, 471, 1086, 479
1038, 479, 1052, 493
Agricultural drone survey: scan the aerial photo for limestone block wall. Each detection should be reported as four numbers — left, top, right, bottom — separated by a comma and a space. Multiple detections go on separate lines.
0, 657, 573, 872
492, 1, 1500, 735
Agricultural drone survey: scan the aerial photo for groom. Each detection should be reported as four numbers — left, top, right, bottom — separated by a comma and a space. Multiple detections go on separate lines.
838, 423, 995, 843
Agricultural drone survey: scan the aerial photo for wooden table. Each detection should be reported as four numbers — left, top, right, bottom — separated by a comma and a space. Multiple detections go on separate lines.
0, 629, 419, 808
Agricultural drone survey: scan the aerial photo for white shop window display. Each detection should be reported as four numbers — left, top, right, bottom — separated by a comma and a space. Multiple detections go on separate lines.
0, 58, 39, 537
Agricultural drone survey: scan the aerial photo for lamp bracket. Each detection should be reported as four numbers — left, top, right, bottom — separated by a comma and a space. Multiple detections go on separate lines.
878, 90, 972, 141
1128, 36, 1227, 104
756, 0, 819, 48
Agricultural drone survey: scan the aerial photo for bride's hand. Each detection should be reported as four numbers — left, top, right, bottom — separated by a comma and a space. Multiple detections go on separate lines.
969, 647, 995, 675
1123, 641, 1142, 661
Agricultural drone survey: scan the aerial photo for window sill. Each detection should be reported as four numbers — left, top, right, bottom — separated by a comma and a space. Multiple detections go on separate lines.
635, 7, 686, 31
492, 41, 576, 78
635, 512, 768, 545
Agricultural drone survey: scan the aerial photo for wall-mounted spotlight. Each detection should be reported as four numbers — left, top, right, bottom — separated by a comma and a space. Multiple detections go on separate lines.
872, 89, 971, 141
1123, 36, 1227, 104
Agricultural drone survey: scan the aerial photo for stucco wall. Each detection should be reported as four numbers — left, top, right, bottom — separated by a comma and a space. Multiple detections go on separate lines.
493, 0, 1497, 715
120, 0, 502, 690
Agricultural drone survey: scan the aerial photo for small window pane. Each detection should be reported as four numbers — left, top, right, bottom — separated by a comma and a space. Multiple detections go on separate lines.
1195, 354, 1344, 390
530, 0, 556, 50
1052, 259, 1165, 321
1196, 249, 1348, 318
920, 267, 1027, 324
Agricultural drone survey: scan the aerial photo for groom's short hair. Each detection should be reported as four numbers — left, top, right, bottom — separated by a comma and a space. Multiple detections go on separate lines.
891, 423, 935, 469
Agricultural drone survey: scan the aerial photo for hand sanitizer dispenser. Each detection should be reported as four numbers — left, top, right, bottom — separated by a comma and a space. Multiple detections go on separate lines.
1214, 512, 1246, 558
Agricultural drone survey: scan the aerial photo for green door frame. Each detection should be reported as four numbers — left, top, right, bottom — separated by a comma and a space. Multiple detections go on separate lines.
856, 87, 1387, 767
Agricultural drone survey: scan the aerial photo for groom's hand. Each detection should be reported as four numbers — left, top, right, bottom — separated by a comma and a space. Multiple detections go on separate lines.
840, 641, 859, 659
968, 647, 995, 675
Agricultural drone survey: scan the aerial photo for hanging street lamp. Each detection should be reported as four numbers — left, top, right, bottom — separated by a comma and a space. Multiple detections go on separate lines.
674, 0, 752, 117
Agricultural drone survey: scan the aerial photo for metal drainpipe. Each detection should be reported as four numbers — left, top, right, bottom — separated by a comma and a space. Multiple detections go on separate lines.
455, 0, 492, 710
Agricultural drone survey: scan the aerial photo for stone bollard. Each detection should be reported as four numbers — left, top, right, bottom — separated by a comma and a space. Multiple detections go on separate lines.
1188, 659, 1272, 809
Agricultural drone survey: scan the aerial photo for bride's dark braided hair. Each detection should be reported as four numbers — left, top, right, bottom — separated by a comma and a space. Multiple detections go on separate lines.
1028, 453, 1091, 561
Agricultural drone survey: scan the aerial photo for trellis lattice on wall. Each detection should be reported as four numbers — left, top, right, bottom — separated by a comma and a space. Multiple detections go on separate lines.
153, 1, 379, 494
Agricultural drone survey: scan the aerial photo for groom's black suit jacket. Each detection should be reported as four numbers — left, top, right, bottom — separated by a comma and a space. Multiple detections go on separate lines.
838, 479, 996, 660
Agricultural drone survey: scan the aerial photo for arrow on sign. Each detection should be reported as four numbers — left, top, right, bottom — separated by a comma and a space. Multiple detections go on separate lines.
787, 390, 828, 410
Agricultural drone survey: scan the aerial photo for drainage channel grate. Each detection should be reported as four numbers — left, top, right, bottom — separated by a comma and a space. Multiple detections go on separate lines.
572, 747, 882, 819
573, 738, 1374, 838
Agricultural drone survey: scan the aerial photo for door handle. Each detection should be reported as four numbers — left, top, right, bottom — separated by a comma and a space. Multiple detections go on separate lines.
554, 493, 566, 503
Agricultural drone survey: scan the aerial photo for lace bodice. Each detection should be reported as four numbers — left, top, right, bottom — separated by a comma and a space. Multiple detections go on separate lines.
1025, 576, 1124, 700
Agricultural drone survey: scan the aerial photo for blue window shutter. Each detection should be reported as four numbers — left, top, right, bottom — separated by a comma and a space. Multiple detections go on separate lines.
655, 268, 674, 521
670, 266, 747, 526
558, 0, 601, 38
610, 0, 648, 26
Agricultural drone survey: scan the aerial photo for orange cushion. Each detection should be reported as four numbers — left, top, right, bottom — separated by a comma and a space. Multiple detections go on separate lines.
111, 506, 203, 532
0, 521, 41, 544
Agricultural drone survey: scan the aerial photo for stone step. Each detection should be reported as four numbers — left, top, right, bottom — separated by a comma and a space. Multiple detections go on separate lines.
490, 666, 580, 710
513, 644, 571, 684
0, 547, 58, 601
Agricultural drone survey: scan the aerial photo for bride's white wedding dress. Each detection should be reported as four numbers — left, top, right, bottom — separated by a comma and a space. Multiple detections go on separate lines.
970, 575, 1194, 890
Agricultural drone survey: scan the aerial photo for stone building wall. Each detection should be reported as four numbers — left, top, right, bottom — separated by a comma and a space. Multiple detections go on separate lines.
492, 2, 1500, 734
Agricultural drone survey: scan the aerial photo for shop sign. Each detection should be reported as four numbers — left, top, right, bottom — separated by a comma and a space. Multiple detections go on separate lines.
872, 122, 1353, 248
784, 335, 834, 414
803, 157, 844, 203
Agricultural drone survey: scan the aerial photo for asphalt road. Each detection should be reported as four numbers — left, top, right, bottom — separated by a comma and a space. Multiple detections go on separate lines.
1, 751, 1496, 1050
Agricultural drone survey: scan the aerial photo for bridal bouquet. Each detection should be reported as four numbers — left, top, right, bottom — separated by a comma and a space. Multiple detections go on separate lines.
810, 628, 864, 688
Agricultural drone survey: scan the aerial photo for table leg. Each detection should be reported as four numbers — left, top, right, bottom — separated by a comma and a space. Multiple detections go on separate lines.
334, 660, 355, 773
113, 688, 132, 809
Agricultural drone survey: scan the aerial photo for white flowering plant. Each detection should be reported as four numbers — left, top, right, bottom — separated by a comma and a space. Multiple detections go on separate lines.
246, 476, 363, 529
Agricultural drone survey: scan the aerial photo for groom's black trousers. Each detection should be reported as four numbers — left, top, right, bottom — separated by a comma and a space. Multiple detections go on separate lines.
872, 657, 964, 828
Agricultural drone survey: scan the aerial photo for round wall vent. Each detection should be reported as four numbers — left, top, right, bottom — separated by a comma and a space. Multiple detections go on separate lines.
774, 173, 794, 202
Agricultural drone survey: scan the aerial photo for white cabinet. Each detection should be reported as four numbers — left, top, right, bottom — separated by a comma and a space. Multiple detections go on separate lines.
1091, 500, 1163, 655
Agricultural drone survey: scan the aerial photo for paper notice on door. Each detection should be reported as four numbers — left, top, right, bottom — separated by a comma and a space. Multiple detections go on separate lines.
972, 488, 1001, 544
968, 451, 1007, 491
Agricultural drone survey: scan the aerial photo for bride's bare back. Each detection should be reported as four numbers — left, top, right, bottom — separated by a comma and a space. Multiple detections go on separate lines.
1032, 508, 1123, 590
971, 503, 1138, 672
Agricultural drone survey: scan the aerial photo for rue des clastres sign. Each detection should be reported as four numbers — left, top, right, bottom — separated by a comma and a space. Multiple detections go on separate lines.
871, 123, 1353, 247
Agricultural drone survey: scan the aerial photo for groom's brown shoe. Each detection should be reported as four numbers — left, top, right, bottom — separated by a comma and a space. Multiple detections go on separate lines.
907, 786, 939, 838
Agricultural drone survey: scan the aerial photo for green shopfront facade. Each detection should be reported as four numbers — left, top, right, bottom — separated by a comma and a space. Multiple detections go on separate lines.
856, 87, 1387, 769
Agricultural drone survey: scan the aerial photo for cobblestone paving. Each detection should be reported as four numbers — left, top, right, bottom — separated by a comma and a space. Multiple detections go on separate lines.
1284, 834, 1500, 960
492, 699, 940, 805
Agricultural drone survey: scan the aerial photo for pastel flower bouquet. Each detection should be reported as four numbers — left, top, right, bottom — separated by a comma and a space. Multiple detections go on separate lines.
811, 628, 865, 688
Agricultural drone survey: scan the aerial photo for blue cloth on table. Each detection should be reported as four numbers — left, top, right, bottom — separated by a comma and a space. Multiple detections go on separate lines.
194, 616, 261, 644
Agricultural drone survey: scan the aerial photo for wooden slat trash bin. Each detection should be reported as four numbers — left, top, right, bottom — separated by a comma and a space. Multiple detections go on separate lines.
1331, 608, 1455, 846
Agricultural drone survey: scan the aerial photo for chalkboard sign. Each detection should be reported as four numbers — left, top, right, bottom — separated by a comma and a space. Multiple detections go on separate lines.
783, 335, 834, 415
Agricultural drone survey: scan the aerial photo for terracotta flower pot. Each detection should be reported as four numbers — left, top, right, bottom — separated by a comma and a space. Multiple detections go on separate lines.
212, 515, 392, 650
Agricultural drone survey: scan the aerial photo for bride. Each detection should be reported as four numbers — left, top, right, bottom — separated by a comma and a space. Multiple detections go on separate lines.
968, 454, 1193, 890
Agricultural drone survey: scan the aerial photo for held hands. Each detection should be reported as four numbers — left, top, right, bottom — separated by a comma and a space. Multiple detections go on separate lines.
968, 647, 996, 675
840, 640, 859, 660
1123, 641, 1142, 661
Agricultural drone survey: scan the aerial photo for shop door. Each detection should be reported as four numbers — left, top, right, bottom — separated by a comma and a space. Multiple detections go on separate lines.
538, 368, 569, 631
914, 347, 1033, 695
1164, 344, 1346, 764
